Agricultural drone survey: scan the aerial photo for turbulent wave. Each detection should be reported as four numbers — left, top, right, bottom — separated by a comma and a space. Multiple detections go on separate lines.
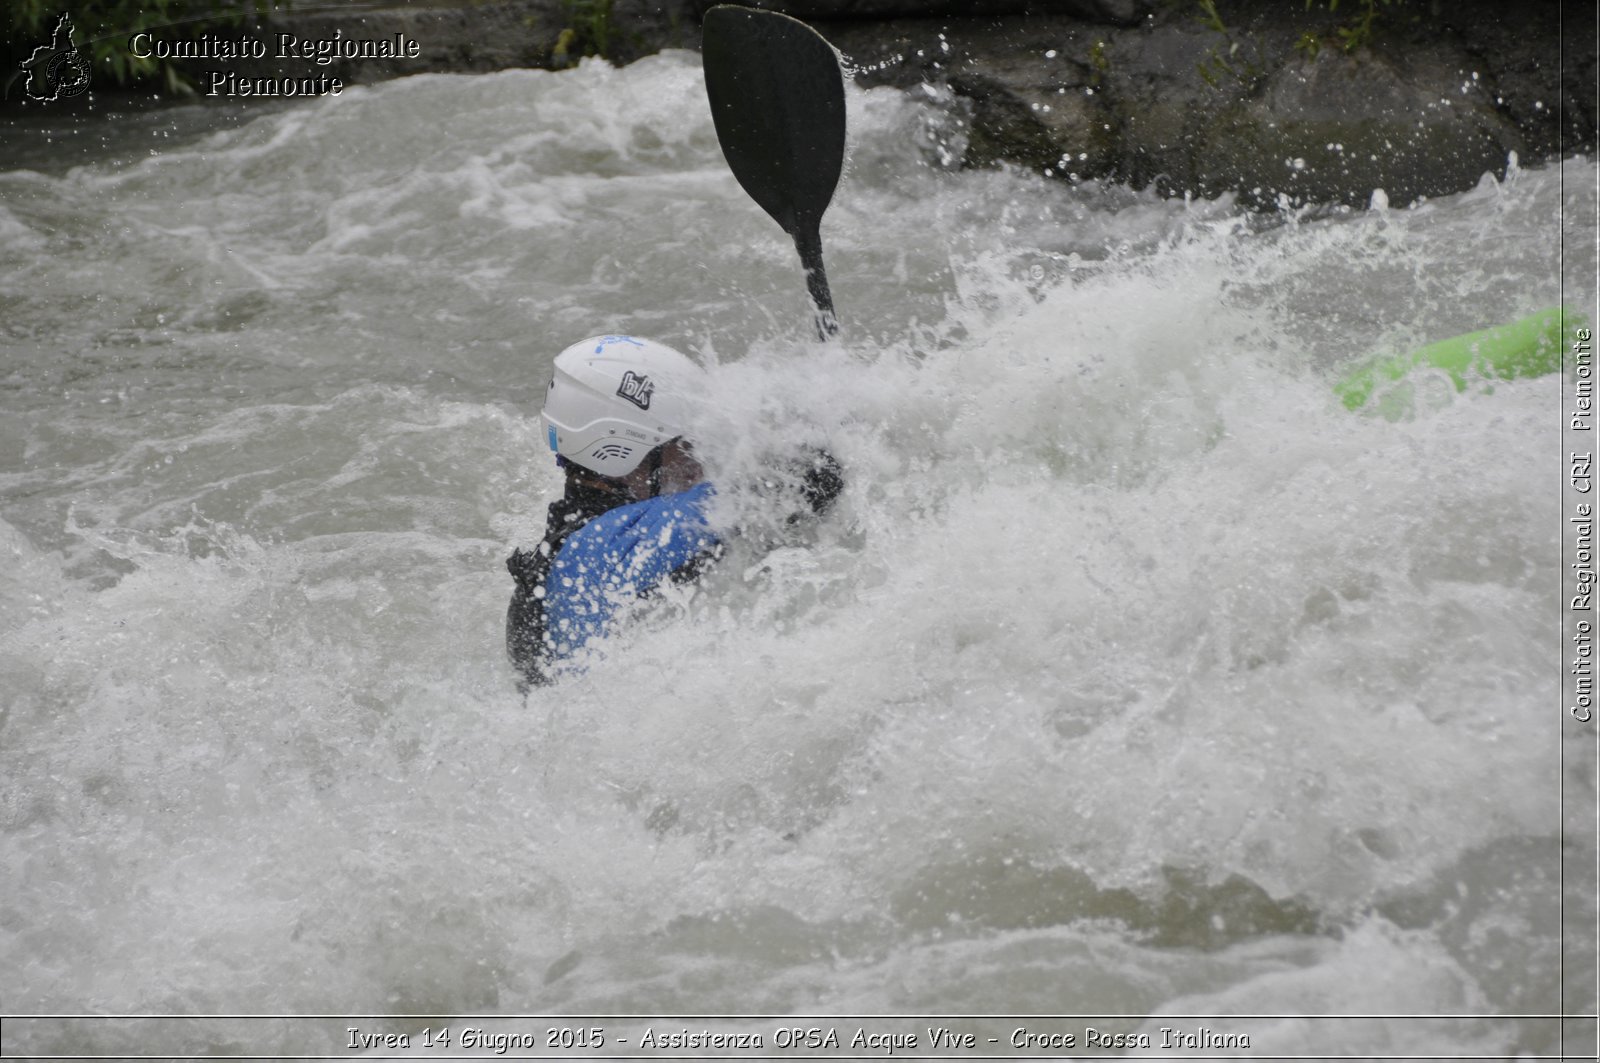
0, 51, 1592, 1057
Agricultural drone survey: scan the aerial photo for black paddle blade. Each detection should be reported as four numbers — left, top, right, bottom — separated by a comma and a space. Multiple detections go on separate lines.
702, 4, 845, 337
702, 5, 845, 238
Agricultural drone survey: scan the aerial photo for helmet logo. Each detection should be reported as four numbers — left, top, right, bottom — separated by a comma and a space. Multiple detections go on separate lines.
616, 371, 654, 410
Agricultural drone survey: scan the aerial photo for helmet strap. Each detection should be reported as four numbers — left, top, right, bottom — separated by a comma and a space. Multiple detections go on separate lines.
647, 443, 665, 499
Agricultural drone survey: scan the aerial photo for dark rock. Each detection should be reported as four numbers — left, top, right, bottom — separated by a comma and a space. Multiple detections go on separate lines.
1090, 20, 1237, 193
16, 0, 1585, 210
211, 0, 698, 86
686, 0, 1154, 24
1053, 0, 1157, 28
1191, 47, 1525, 208
820, 16, 1117, 175
694, 0, 1034, 17
1454, 5, 1596, 161
818, 0, 1584, 208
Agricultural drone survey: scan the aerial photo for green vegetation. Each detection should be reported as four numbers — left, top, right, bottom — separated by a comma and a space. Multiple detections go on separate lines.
1087, 37, 1109, 85
1194, 0, 1226, 34
6, 0, 280, 95
552, 0, 615, 64
1196, 38, 1266, 89
1191, 0, 1406, 63
1190, 8, 1267, 90
1189, 0, 1409, 83
1312, 0, 1401, 54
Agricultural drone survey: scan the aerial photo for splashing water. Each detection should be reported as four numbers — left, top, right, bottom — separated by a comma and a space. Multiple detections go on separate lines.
1, 52, 1593, 1057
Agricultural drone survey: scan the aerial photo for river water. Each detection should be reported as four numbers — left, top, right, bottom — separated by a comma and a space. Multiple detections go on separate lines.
1, 52, 1595, 1059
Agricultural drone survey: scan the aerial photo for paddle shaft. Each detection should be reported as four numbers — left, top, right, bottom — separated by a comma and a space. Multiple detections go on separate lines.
793, 225, 837, 339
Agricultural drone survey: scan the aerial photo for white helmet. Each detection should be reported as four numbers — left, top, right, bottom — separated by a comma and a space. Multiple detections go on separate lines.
540, 335, 706, 477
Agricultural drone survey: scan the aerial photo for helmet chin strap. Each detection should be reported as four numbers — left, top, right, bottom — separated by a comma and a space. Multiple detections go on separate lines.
647, 443, 664, 499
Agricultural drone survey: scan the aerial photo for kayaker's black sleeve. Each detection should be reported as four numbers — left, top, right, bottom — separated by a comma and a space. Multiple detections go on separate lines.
505, 542, 557, 692
505, 482, 625, 693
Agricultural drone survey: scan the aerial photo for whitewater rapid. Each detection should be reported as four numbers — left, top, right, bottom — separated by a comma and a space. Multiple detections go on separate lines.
1, 51, 1594, 1058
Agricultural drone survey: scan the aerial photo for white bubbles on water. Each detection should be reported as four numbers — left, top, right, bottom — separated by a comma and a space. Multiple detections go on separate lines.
0, 51, 1590, 1051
